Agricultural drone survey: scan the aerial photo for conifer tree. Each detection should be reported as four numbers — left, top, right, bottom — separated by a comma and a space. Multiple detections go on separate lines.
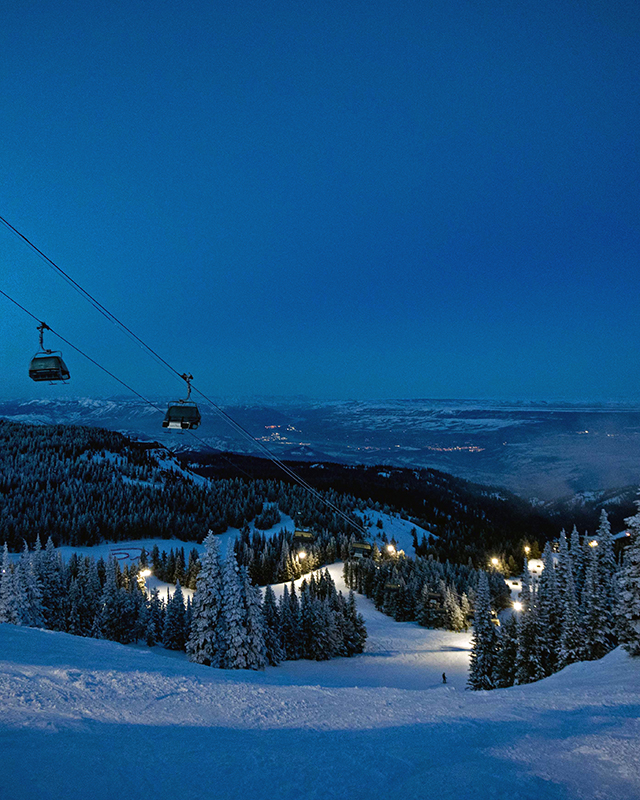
17, 543, 44, 628
618, 501, 640, 656
494, 613, 518, 688
346, 590, 367, 655
514, 565, 544, 684
10, 557, 29, 627
279, 584, 301, 660
263, 585, 284, 665
187, 532, 224, 667
39, 537, 66, 631
558, 557, 585, 669
145, 588, 165, 647
241, 567, 266, 669
96, 557, 136, 644
467, 572, 499, 690
442, 584, 465, 632
0, 544, 18, 624
221, 548, 250, 669
569, 525, 587, 599
581, 542, 608, 660
537, 542, 561, 676
163, 582, 187, 650
596, 509, 618, 649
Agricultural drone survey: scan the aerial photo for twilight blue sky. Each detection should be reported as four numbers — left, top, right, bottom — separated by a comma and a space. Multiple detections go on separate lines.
1, 0, 639, 401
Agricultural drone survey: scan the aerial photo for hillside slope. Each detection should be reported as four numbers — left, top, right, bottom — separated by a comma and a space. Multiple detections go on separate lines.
2, 563, 639, 800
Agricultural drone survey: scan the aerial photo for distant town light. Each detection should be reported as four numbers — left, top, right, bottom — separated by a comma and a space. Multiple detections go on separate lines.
513, 601, 523, 612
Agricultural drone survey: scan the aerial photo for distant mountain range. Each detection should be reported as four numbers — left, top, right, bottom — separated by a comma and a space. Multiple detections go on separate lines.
3, 396, 640, 501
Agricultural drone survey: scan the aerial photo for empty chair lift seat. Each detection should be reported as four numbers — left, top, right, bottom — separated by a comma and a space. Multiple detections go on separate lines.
29, 354, 71, 382
162, 402, 202, 430
350, 541, 373, 559
293, 530, 315, 547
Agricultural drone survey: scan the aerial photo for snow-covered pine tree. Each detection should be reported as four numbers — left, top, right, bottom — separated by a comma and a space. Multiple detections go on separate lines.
494, 613, 518, 688
17, 543, 44, 628
279, 583, 302, 660
187, 532, 224, 666
145, 588, 165, 647
581, 541, 609, 660
276, 541, 295, 583
467, 572, 499, 690
8, 545, 29, 627
38, 537, 66, 631
514, 563, 544, 684
596, 509, 618, 649
0, 543, 18, 624
96, 556, 137, 644
221, 547, 250, 669
262, 584, 284, 665
537, 541, 561, 676
460, 592, 471, 631
570, 525, 587, 599
617, 500, 640, 656
346, 589, 367, 655
442, 583, 465, 632
241, 567, 266, 669
67, 557, 99, 637
558, 553, 585, 669
163, 581, 187, 650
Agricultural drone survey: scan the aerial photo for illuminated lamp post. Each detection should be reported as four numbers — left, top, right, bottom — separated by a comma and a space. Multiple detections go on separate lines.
139, 568, 152, 595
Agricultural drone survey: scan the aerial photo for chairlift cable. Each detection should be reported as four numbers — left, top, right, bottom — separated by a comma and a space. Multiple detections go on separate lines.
0, 216, 368, 536
0, 290, 165, 414
0, 215, 183, 385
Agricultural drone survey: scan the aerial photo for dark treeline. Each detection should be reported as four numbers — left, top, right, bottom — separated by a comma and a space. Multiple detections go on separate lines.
343, 551, 510, 631
232, 525, 359, 585
143, 545, 201, 589
3, 418, 618, 572
184, 450, 564, 567
0, 420, 365, 549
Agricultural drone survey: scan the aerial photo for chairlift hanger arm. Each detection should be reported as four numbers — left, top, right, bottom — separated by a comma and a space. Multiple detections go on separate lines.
37, 321, 52, 353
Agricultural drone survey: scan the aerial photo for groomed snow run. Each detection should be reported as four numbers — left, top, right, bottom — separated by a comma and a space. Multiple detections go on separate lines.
2, 561, 640, 800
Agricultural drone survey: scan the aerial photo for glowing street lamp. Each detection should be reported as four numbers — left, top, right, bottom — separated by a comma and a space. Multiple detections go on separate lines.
589, 540, 598, 548
298, 550, 307, 560
386, 544, 396, 556
491, 557, 499, 568
513, 601, 523, 612
524, 546, 530, 555
138, 568, 152, 596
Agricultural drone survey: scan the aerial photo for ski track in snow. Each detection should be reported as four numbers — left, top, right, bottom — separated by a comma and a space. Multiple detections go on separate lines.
2, 557, 640, 800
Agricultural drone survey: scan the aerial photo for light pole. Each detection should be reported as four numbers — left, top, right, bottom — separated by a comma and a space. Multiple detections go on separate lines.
139, 568, 152, 596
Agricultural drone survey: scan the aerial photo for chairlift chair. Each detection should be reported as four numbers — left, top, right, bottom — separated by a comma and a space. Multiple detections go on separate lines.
162, 373, 201, 430
350, 541, 373, 559
28, 323, 70, 383
293, 530, 315, 547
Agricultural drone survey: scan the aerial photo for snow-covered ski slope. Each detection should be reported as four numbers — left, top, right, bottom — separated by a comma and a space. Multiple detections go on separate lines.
2, 561, 639, 800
